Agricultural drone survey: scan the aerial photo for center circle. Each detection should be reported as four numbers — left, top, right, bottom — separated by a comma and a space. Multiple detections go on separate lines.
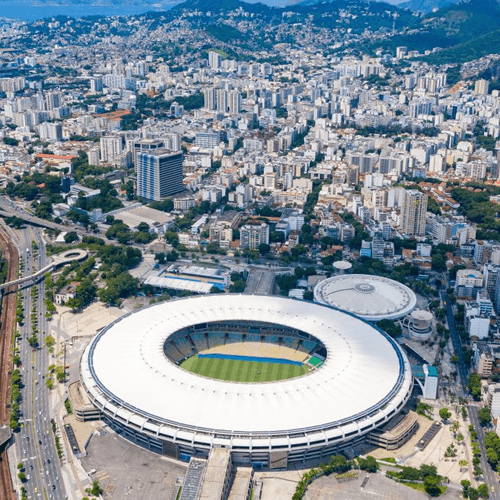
354, 283, 376, 294
163, 320, 326, 383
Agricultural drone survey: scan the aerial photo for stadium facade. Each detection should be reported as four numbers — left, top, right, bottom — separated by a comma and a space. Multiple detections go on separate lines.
80, 295, 413, 468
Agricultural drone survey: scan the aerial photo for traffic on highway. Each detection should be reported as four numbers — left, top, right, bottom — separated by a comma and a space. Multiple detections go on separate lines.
12, 226, 67, 500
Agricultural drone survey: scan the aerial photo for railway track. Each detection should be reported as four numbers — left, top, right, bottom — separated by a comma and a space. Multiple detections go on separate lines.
0, 225, 19, 500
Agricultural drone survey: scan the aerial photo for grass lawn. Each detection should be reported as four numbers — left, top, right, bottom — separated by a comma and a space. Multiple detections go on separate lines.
402, 482, 447, 496
180, 356, 308, 383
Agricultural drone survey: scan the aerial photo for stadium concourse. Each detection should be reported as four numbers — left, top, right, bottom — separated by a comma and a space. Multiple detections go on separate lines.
80, 294, 414, 468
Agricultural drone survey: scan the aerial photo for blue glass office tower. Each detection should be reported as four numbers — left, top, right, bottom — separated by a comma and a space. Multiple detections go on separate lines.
137, 150, 183, 201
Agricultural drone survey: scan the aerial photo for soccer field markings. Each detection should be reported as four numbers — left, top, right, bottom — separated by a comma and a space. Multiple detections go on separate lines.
180, 356, 309, 383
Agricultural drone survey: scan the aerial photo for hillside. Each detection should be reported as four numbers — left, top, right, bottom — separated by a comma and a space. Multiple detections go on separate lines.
342, 0, 500, 64
395, 0, 459, 12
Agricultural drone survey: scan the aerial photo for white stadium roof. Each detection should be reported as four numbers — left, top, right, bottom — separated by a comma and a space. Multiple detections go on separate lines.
144, 275, 213, 294
313, 274, 417, 321
81, 295, 412, 438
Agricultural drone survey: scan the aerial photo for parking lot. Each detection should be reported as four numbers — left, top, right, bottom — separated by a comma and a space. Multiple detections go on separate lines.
305, 471, 462, 500
81, 429, 186, 500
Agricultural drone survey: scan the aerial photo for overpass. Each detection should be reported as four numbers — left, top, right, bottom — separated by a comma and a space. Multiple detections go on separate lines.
0, 196, 114, 245
0, 425, 11, 451
0, 199, 73, 233
0, 249, 87, 292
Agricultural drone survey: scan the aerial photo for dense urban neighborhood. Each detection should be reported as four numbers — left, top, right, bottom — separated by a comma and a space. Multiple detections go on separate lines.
1, 0, 500, 499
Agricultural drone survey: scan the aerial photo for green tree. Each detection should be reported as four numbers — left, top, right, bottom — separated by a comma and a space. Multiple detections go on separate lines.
64, 231, 78, 244
468, 373, 482, 400
258, 243, 270, 255
165, 231, 179, 248
54, 366, 65, 382
469, 487, 480, 500
45, 335, 55, 348
486, 448, 498, 465
98, 272, 138, 306
66, 277, 97, 311
85, 479, 102, 497
419, 463, 438, 477
423, 473, 441, 496
276, 274, 298, 295
230, 280, 246, 293
439, 408, 452, 422
477, 483, 489, 499
461, 479, 471, 497
478, 406, 492, 426
431, 253, 447, 271
327, 454, 351, 473
399, 466, 420, 481
357, 455, 378, 472
155, 252, 166, 264
377, 318, 402, 338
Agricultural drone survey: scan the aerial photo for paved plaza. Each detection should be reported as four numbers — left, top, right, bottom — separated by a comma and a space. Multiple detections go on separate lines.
81, 430, 187, 500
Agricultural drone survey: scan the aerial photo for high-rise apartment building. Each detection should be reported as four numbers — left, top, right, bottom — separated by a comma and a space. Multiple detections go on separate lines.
216, 89, 228, 113
195, 131, 221, 149
204, 88, 241, 113
400, 189, 428, 236
228, 90, 241, 114
100, 136, 123, 164
208, 51, 222, 69
203, 88, 217, 110
88, 148, 100, 167
39, 122, 62, 142
136, 150, 183, 201
90, 77, 103, 93
45, 91, 62, 111
475, 79, 489, 96
484, 264, 500, 306
240, 223, 269, 250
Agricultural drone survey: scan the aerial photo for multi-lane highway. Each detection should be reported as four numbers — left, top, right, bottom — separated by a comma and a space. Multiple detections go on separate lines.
469, 404, 499, 499
0, 195, 113, 245
10, 226, 67, 500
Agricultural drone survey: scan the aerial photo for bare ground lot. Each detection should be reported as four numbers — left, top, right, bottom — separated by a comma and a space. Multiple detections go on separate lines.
81, 430, 186, 500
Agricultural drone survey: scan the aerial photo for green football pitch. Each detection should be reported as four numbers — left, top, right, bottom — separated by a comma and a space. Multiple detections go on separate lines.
180, 356, 309, 383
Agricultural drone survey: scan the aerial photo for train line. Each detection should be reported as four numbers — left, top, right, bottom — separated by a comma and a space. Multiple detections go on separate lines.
0, 225, 19, 500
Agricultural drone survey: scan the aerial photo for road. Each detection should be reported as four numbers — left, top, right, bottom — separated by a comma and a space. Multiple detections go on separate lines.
9, 226, 67, 500
440, 287, 468, 394
244, 267, 276, 295
441, 285, 499, 499
469, 405, 499, 497
0, 195, 114, 245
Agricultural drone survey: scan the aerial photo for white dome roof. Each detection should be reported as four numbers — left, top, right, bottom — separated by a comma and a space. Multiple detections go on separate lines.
314, 274, 417, 321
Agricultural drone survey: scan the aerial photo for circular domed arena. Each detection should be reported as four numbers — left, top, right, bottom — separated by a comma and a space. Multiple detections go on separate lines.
313, 274, 417, 322
80, 295, 413, 467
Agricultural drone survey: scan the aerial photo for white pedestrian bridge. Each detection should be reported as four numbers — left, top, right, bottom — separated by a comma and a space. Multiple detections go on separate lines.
0, 249, 87, 292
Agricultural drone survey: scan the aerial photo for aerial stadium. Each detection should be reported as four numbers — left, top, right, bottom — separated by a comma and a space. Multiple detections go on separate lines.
80, 294, 413, 468
313, 274, 417, 322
